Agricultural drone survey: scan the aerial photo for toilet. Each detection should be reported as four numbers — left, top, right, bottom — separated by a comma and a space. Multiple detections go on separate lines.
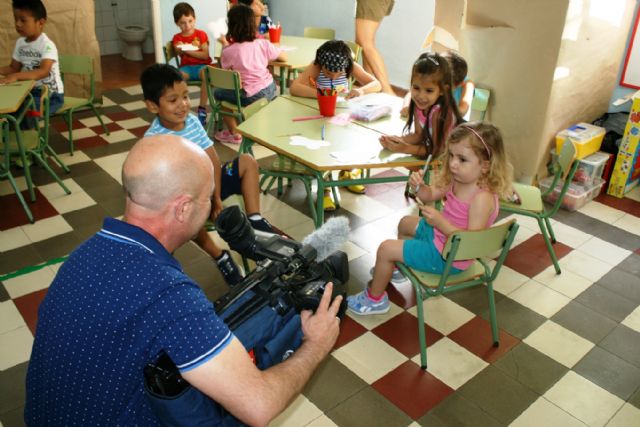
117, 25, 149, 61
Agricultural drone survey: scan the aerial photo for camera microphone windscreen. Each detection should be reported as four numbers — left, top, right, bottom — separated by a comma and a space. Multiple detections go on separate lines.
302, 216, 350, 261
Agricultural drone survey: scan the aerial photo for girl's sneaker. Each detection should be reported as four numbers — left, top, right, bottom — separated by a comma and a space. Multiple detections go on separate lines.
347, 290, 390, 315
214, 130, 242, 144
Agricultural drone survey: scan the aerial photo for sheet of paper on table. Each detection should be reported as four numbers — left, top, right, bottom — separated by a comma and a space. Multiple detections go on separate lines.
279, 45, 298, 52
290, 136, 330, 149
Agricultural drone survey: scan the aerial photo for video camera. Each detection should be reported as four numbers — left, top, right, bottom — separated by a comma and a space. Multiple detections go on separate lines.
213, 206, 349, 329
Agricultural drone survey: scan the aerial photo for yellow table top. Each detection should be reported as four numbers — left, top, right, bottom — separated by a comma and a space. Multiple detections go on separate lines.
0, 80, 34, 114
237, 96, 423, 171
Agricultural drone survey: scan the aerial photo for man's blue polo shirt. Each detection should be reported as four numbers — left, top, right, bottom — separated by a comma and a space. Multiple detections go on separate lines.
25, 218, 233, 426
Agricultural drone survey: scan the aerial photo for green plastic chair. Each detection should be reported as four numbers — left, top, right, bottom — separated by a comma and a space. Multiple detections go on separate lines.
303, 27, 336, 40
163, 41, 202, 88
500, 139, 578, 274
469, 87, 490, 121
344, 40, 362, 64
205, 65, 248, 135
287, 28, 337, 85
55, 54, 110, 155
396, 219, 519, 369
0, 118, 33, 222
3, 86, 71, 203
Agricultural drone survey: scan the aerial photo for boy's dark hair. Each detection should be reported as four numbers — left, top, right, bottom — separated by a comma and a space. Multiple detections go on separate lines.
445, 51, 468, 87
140, 64, 184, 105
173, 2, 195, 23
405, 52, 463, 159
227, 4, 256, 43
237, 0, 255, 5
314, 40, 354, 78
12, 0, 47, 20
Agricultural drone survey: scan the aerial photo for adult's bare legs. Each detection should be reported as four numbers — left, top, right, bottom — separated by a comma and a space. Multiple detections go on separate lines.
355, 18, 394, 95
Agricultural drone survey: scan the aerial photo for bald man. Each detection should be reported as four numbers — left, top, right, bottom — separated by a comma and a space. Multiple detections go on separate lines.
25, 135, 342, 426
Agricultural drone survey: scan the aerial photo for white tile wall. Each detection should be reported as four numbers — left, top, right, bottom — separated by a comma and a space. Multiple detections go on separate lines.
96, 0, 154, 56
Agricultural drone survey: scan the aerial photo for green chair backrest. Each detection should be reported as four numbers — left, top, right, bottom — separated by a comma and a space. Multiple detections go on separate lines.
58, 54, 96, 101
303, 27, 335, 39
442, 219, 517, 261
344, 40, 362, 63
207, 66, 241, 92
557, 138, 577, 179
163, 41, 180, 67
469, 87, 490, 121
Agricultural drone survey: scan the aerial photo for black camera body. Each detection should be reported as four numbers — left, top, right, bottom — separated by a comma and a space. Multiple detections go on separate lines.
214, 207, 349, 327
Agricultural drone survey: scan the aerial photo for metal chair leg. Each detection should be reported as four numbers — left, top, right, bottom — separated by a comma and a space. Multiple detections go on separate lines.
544, 216, 556, 244
538, 217, 561, 274
487, 281, 500, 346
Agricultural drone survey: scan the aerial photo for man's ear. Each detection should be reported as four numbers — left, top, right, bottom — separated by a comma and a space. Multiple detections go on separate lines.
144, 99, 159, 114
173, 194, 193, 223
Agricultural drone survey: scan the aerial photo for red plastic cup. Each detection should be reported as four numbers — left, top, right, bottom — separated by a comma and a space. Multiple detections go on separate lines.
317, 93, 338, 117
268, 27, 282, 43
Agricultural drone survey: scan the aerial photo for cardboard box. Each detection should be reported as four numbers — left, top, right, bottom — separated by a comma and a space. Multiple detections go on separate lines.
607, 92, 640, 197
556, 123, 606, 159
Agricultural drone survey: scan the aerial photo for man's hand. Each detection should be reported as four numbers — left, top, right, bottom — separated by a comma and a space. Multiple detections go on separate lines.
300, 282, 342, 356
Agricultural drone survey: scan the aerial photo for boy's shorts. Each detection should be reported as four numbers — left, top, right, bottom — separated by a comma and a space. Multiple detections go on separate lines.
213, 80, 277, 107
21, 87, 64, 129
179, 64, 206, 81
220, 157, 241, 200
356, 0, 395, 22
403, 218, 462, 274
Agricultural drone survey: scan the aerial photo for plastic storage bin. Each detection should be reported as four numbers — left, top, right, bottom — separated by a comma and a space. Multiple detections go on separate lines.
555, 123, 606, 159
539, 176, 605, 211
573, 151, 611, 186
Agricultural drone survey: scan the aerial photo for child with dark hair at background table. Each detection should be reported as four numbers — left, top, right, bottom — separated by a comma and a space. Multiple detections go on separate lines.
171, 2, 212, 127
0, 0, 64, 123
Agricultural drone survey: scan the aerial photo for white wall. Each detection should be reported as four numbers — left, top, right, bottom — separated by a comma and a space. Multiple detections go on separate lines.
269, 0, 434, 89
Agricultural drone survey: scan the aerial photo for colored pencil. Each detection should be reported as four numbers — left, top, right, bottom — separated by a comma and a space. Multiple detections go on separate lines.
292, 115, 324, 122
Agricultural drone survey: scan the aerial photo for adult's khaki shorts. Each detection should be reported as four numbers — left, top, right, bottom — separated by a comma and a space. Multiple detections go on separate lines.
356, 0, 395, 22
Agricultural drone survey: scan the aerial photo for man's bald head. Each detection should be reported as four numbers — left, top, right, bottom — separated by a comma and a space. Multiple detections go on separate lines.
122, 135, 214, 212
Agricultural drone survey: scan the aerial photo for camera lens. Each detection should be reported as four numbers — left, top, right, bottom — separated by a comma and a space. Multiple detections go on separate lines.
215, 206, 257, 258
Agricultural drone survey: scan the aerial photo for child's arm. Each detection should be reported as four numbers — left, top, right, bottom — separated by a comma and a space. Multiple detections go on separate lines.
457, 80, 475, 117
0, 59, 21, 76
289, 63, 320, 98
378, 117, 427, 155
204, 146, 224, 218
410, 172, 446, 203
0, 59, 51, 84
274, 49, 287, 63
180, 41, 211, 61
346, 63, 381, 99
421, 190, 495, 237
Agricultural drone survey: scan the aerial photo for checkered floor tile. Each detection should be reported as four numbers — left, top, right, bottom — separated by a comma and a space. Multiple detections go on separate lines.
1, 85, 640, 427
